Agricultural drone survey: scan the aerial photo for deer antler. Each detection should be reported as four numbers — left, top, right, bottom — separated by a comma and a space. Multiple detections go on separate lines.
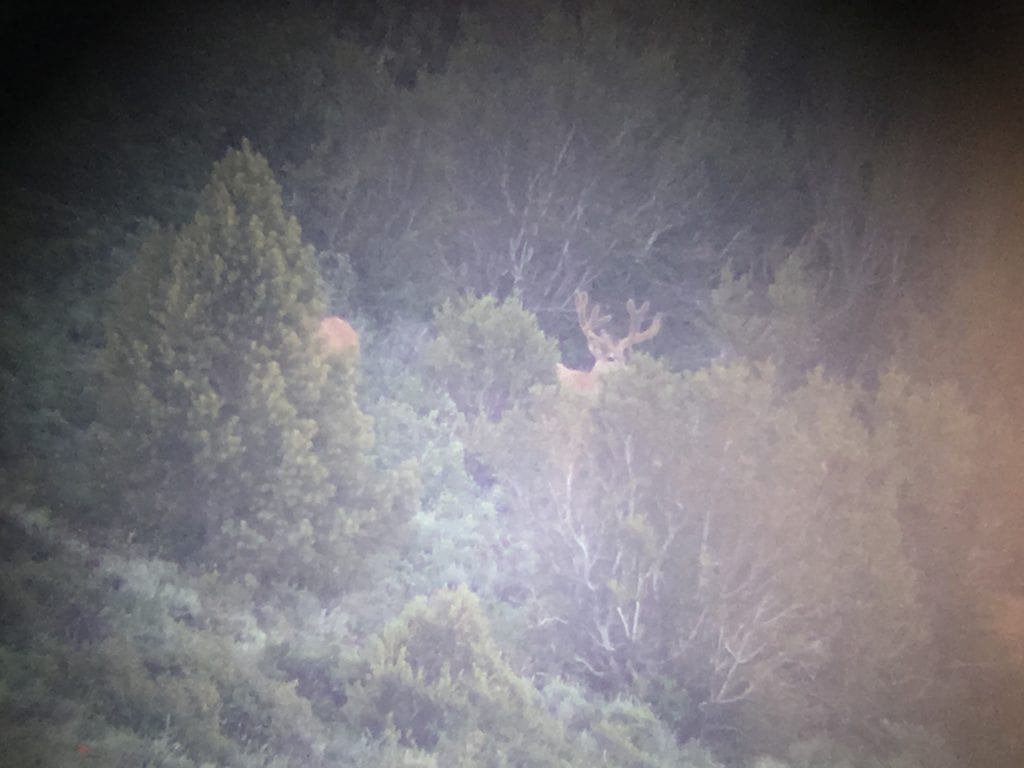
557, 291, 662, 394
574, 291, 619, 363
612, 298, 662, 361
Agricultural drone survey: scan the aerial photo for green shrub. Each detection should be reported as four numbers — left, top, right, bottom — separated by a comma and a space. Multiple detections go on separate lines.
343, 586, 575, 766
422, 294, 558, 422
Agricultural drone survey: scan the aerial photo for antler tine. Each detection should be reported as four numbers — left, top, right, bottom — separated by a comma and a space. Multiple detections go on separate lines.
574, 290, 611, 338
626, 299, 648, 331
574, 290, 590, 326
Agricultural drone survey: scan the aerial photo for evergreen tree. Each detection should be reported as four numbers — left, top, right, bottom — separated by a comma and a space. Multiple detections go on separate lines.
95, 142, 415, 595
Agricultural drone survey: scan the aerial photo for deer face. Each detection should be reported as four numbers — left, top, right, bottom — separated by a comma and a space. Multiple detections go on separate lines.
557, 291, 661, 394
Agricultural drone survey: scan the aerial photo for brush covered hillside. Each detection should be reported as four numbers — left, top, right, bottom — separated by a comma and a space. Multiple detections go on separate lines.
3, 2, 1023, 766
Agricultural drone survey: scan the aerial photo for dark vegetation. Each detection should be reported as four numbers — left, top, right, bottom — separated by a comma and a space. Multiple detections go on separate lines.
2, 1, 1023, 765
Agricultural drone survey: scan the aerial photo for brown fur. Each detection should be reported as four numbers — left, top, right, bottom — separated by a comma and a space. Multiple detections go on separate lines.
318, 316, 359, 355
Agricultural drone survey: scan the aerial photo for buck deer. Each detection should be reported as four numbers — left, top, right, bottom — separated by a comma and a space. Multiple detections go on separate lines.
556, 291, 662, 393
318, 316, 360, 355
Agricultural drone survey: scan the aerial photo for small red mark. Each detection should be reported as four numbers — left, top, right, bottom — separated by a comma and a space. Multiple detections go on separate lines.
77, 743, 91, 754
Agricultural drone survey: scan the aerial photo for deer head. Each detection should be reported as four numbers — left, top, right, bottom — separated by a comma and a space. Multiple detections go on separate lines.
318, 316, 360, 356
556, 291, 662, 393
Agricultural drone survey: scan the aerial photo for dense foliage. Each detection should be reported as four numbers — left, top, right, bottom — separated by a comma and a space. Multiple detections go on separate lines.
93, 142, 415, 594
3, 1, 1022, 766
